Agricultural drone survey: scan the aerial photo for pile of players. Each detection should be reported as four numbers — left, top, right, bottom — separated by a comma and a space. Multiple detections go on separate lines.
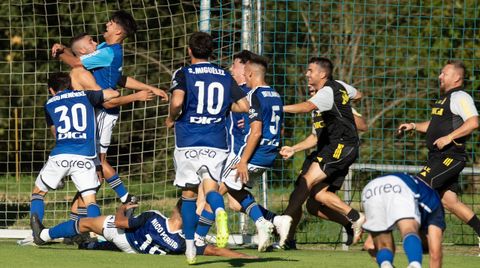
26, 10, 480, 268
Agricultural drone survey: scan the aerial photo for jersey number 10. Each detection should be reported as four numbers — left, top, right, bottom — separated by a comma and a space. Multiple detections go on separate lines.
195, 81, 224, 115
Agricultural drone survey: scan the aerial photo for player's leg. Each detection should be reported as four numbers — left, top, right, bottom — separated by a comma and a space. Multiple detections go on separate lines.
372, 232, 395, 268
69, 157, 101, 218
182, 187, 199, 264
30, 186, 47, 223
202, 177, 229, 248
203, 244, 258, 259
97, 111, 131, 203
441, 189, 480, 240
397, 219, 422, 268
425, 225, 443, 268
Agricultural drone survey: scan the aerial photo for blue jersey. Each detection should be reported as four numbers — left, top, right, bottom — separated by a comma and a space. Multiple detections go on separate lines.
44, 90, 104, 157
241, 86, 283, 167
389, 173, 442, 225
227, 83, 250, 152
80, 42, 123, 114
125, 211, 186, 255
170, 62, 246, 150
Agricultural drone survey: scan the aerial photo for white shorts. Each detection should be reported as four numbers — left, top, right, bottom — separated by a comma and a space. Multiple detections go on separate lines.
35, 154, 100, 197
221, 152, 267, 190
173, 147, 228, 188
102, 215, 136, 253
96, 109, 118, 154
361, 175, 420, 232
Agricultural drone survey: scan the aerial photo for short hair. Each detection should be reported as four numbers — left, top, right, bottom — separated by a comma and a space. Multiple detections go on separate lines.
309, 57, 334, 80
188, 32, 214, 59
48, 72, 71, 92
111, 10, 137, 36
447, 59, 466, 80
233, 50, 253, 64
248, 53, 269, 71
70, 32, 89, 56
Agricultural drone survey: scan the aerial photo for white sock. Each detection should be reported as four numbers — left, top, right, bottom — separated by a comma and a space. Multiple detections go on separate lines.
255, 217, 266, 225
408, 261, 421, 268
214, 207, 225, 216
40, 229, 51, 242
186, 239, 195, 249
120, 193, 129, 203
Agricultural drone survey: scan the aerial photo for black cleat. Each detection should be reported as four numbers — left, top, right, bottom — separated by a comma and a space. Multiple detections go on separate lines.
124, 195, 138, 218
345, 223, 354, 246
283, 239, 297, 250
30, 214, 46, 245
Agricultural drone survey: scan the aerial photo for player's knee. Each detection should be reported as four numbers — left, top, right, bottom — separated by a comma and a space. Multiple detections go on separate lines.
226, 186, 249, 203
429, 248, 442, 264
81, 192, 97, 204
33, 182, 49, 195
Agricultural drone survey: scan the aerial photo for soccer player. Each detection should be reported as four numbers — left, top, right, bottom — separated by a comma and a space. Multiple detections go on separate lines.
51, 11, 168, 205
361, 173, 445, 268
30, 72, 119, 227
166, 31, 249, 264
220, 53, 291, 251
30, 200, 256, 260
398, 60, 480, 250
279, 57, 365, 247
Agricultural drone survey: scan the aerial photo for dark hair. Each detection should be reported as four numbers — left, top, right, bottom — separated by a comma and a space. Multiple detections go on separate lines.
233, 50, 253, 64
111, 10, 137, 36
308, 57, 334, 80
70, 32, 89, 56
48, 72, 71, 92
447, 59, 466, 80
188, 31, 214, 59
248, 53, 269, 71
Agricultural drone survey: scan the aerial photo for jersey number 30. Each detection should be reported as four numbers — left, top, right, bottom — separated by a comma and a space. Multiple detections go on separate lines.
54, 104, 87, 133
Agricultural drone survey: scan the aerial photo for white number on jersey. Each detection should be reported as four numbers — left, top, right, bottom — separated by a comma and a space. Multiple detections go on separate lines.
195, 81, 225, 115
270, 105, 281, 135
54, 103, 87, 133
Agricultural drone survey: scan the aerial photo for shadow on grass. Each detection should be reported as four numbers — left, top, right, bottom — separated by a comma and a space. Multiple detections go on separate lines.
194, 257, 298, 266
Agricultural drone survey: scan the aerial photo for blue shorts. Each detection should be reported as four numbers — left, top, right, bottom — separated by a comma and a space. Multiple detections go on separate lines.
421, 205, 446, 232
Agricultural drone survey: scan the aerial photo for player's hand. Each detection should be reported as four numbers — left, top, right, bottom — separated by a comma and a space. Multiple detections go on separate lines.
165, 117, 175, 128
237, 118, 245, 129
397, 123, 415, 132
433, 135, 452, 150
232, 161, 249, 184
135, 90, 155, 101
150, 88, 169, 101
51, 43, 65, 58
279, 146, 295, 159
123, 202, 139, 211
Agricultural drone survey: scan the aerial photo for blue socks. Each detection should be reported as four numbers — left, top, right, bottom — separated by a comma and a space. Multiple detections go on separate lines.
30, 194, 45, 222
376, 248, 394, 267
258, 205, 277, 223
403, 233, 422, 266
205, 191, 225, 214
240, 194, 264, 222
86, 203, 101, 217
195, 210, 214, 238
182, 197, 197, 240
106, 174, 129, 203
49, 220, 79, 239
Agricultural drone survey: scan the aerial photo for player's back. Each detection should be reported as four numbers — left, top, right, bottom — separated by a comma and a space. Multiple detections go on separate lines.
392, 173, 442, 213
245, 86, 283, 167
45, 90, 99, 157
125, 211, 186, 255
173, 62, 239, 150
228, 83, 250, 153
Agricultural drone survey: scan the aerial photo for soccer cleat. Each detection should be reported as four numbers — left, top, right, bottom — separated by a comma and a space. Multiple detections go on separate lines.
380, 261, 394, 268
273, 215, 292, 249
215, 210, 229, 248
185, 240, 197, 265
30, 213, 46, 245
351, 212, 366, 245
17, 235, 35, 246
256, 219, 274, 252
344, 223, 354, 246
125, 195, 138, 218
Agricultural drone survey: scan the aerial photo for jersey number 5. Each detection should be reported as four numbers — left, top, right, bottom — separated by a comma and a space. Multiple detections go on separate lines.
270, 105, 281, 135
195, 81, 224, 115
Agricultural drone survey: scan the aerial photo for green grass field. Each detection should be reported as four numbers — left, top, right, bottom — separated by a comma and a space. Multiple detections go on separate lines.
0, 240, 478, 268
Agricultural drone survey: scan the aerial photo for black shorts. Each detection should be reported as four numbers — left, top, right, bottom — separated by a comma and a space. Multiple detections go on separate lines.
416, 154, 466, 193
420, 205, 446, 232
300, 152, 349, 192
312, 143, 358, 178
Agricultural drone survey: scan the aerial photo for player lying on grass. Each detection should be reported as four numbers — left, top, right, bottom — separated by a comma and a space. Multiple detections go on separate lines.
30, 200, 256, 259
361, 173, 444, 268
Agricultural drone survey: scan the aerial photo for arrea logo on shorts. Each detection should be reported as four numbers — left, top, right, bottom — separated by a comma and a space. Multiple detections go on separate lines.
184, 149, 217, 159
55, 159, 93, 169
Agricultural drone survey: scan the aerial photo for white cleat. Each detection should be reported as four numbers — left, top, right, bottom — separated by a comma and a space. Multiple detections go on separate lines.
477, 236, 480, 257
380, 261, 394, 268
256, 218, 274, 252
185, 239, 196, 265
351, 212, 366, 245
17, 235, 35, 246
274, 215, 292, 248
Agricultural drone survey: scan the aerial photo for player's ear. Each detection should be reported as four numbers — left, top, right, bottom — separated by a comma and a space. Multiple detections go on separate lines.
48, 87, 56, 95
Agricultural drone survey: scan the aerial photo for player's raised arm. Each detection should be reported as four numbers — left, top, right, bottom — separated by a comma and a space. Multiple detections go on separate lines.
102, 90, 155, 109
118, 75, 168, 101
280, 133, 317, 159
52, 43, 83, 68
283, 101, 317, 114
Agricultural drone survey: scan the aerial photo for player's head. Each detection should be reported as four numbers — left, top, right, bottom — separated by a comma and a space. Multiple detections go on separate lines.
244, 53, 268, 88
104, 10, 137, 41
230, 50, 253, 84
70, 33, 97, 56
47, 72, 71, 94
306, 57, 333, 87
439, 60, 465, 91
188, 31, 214, 60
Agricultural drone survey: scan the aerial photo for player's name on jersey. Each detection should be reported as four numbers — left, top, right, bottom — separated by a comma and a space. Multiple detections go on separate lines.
260, 91, 280, 98
47, 91, 86, 104
187, 66, 225, 76
150, 218, 180, 249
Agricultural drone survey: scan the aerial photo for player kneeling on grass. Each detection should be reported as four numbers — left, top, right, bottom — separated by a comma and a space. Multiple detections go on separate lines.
362, 173, 444, 268
30, 200, 256, 259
